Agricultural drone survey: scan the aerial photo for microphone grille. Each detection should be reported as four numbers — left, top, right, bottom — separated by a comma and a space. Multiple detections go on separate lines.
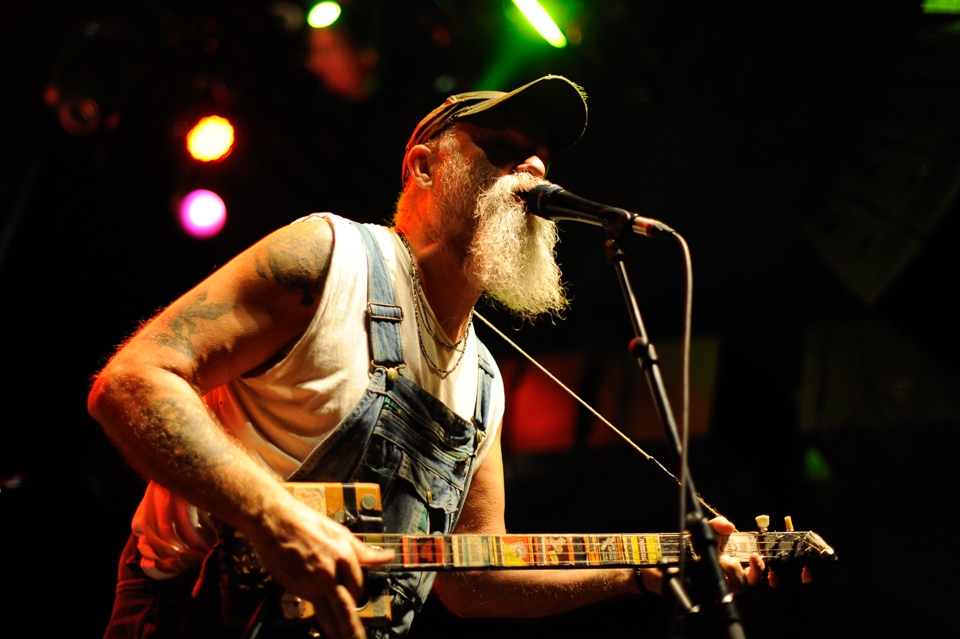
520, 184, 563, 215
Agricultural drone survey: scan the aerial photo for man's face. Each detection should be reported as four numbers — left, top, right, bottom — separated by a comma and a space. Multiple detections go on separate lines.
456, 120, 552, 177
431, 124, 568, 319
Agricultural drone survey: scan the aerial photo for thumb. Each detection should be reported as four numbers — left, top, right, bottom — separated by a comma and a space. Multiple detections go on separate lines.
352, 537, 395, 565
709, 516, 737, 536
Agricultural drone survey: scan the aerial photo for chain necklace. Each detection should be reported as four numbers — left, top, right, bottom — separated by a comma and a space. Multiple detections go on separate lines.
397, 231, 472, 378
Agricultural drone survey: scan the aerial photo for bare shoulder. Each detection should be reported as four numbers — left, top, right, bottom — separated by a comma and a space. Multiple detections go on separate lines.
98, 216, 339, 392
250, 215, 336, 307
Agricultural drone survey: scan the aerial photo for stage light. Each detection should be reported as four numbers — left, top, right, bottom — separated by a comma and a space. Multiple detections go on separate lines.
433, 74, 457, 93
269, 1, 306, 32
804, 447, 832, 481
307, 2, 342, 28
923, 0, 960, 13
179, 189, 227, 239
511, 0, 566, 48
45, 19, 143, 136
186, 115, 234, 162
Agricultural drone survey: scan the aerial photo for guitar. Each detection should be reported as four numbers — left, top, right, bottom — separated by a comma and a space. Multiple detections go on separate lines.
219, 483, 836, 628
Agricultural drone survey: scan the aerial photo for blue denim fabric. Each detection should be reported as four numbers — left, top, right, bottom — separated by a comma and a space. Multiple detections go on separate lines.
101, 222, 496, 639
287, 222, 496, 638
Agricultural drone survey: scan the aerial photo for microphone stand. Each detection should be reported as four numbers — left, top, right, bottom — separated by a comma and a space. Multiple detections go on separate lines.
600, 222, 746, 639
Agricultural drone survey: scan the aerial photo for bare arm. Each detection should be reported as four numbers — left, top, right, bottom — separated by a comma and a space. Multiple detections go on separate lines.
432, 425, 765, 618
432, 425, 641, 618
88, 218, 391, 639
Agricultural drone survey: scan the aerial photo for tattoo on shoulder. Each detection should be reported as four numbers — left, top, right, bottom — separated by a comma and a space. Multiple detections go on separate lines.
152, 292, 236, 358
255, 227, 332, 306
140, 397, 236, 470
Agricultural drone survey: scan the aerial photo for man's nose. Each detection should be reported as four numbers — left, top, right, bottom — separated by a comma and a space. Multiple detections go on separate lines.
516, 154, 547, 178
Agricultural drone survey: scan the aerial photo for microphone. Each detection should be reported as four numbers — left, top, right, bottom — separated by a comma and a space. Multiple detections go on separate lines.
520, 184, 675, 238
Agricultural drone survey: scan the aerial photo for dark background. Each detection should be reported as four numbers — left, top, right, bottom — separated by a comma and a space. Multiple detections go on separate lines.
2, 0, 959, 637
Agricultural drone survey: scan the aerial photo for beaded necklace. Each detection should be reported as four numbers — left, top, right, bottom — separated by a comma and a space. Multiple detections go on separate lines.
397, 231, 472, 378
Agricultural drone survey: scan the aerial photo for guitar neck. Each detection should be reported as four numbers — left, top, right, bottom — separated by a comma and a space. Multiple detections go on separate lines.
266, 484, 834, 572
356, 530, 835, 571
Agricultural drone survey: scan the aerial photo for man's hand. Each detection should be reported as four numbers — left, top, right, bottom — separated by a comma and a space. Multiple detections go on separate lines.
87, 217, 398, 638
635, 516, 767, 598
710, 516, 766, 594
244, 495, 394, 639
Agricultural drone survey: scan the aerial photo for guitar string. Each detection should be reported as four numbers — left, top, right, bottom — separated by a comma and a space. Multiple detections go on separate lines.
364, 547, 693, 565
356, 531, 794, 550
358, 534, 788, 550
363, 553, 775, 568
358, 533, 780, 556
472, 309, 722, 519
353, 535, 783, 565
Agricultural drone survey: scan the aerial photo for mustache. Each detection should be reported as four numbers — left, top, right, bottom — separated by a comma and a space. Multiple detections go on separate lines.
485, 172, 550, 210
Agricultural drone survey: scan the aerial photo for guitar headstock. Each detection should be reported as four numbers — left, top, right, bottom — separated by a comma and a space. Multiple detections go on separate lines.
718, 516, 837, 565
753, 515, 837, 564
757, 529, 837, 564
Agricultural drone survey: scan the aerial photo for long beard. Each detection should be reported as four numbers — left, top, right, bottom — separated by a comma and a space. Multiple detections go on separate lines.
434, 143, 568, 319
469, 172, 568, 319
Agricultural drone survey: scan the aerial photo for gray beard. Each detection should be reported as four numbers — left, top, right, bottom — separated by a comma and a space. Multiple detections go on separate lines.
434, 142, 568, 319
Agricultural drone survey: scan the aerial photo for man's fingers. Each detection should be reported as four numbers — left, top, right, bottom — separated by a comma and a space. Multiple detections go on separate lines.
719, 556, 748, 594
638, 567, 664, 596
334, 584, 368, 639
718, 552, 768, 592
333, 551, 367, 602
311, 584, 366, 639
746, 553, 765, 586
709, 516, 736, 535
352, 535, 396, 566
328, 536, 394, 603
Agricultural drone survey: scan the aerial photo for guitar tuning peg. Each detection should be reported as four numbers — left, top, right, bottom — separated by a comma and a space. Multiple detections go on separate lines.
755, 514, 770, 532
784, 516, 794, 532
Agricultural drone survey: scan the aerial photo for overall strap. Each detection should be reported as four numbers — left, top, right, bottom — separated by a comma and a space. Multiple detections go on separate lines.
352, 222, 405, 369
445, 338, 496, 530
473, 339, 496, 439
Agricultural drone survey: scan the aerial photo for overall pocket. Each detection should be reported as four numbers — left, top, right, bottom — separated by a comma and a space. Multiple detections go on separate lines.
353, 396, 473, 536
349, 393, 477, 614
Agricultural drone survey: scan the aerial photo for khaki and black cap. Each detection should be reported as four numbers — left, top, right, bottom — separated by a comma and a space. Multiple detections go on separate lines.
402, 75, 588, 182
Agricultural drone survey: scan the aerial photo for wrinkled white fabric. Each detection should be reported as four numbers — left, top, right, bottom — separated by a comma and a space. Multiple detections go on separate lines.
132, 214, 504, 578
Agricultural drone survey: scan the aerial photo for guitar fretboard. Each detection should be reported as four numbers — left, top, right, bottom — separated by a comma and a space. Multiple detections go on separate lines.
356, 532, 765, 571
264, 484, 833, 572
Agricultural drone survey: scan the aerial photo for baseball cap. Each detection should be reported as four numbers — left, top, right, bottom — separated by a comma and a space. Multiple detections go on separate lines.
402, 74, 588, 182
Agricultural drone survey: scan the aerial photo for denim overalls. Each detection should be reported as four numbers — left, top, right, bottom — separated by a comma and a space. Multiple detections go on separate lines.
286, 222, 497, 638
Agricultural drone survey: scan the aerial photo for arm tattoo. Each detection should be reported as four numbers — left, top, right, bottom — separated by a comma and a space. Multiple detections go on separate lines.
256, 231, 330, 306
140, 397, 236, 470
152, 292, 235, 358
143, 399, 226, 469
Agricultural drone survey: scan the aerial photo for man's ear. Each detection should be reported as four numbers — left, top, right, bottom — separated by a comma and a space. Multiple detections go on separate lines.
405, 144, 436, 189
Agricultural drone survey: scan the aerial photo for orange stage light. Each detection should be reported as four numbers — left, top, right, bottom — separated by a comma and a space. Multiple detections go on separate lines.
186, 115, 235, 162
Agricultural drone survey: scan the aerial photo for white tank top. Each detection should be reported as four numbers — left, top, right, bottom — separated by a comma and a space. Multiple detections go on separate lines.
131, 213, 504, 578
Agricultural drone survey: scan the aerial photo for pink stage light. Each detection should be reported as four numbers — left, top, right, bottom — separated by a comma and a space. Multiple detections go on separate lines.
179, 189, 226, 238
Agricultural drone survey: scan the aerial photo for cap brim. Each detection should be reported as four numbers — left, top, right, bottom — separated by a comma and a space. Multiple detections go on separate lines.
454, 75, 587, 155
402, 75, 587, 183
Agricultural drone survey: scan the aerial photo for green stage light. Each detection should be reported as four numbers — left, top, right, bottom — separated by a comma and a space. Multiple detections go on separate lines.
512, 0, 567, 48
307, 1, 342, 28
923, 0, 960, 13
804, 447, 832, 482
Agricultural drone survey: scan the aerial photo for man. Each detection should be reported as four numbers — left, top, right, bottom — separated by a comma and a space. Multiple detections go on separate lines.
89, 75, 763, 639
